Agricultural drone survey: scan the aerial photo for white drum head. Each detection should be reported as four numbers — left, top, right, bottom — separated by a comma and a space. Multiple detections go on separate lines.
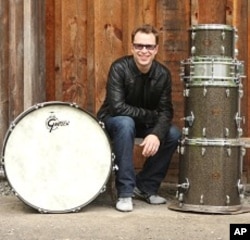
2, 102, 112, 213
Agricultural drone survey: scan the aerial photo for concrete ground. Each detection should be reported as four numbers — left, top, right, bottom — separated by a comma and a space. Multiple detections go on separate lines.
1, 180, 250, 240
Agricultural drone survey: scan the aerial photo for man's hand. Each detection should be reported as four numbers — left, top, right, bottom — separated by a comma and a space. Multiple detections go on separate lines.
140, 134, 160, 157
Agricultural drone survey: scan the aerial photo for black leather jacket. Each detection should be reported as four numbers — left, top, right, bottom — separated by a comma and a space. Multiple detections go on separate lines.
97, 55, 173, 140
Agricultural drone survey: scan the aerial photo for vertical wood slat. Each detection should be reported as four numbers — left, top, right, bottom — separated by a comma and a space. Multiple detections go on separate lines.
231, 0, 249, 181
45, 0, 56, 101
195, 0, 227, 23
9, 0, 24, 120
53, 0, 88, 109
122, 0, 156, 55
158, 0, 190, 182
160, 0, 190, 129
60, 0, 87, 107
0, 0, 10, 153
88, 0, 123, 113
247, 0, 250, 181
23, 0, 46, 109
0, 0, 46, 158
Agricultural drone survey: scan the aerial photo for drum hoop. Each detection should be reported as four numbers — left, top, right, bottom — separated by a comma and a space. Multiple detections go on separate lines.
184, 81, 240, 87
182, 138, 242, 147
190, 24, 236, 31
182, 58, 242, 65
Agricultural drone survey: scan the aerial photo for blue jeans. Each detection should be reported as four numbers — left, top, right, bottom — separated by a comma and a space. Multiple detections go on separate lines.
104, 116, 181, 198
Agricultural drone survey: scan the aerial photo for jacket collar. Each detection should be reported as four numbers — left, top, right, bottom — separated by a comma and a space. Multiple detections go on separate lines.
128, 55, 156, 79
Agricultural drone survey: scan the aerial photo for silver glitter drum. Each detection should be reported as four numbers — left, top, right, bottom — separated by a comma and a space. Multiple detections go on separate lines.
169, 138, 245, 214
182, 82, 244, 139
189, 24, 238, 58
180, 57, 245, 85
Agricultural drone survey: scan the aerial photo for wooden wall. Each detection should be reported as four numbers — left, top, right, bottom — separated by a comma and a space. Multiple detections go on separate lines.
45, 0, 250, 182
1, 0, 250, 182
0, 0, 45, 151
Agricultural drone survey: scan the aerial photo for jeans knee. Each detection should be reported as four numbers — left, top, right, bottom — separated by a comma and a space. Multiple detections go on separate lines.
106, 116, 135, 137
117, 117, 135, 137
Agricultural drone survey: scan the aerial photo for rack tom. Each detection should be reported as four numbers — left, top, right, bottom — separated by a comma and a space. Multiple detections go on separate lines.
190, 24, 238, 58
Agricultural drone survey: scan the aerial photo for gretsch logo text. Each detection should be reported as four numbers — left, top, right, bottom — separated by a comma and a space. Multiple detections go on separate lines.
46, 113, 70, 132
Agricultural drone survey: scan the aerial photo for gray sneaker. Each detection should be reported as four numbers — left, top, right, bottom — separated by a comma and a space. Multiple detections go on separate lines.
134, 187, 166, 204
116, 197, 133, 212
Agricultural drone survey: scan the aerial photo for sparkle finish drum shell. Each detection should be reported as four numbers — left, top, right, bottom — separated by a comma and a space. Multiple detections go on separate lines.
189, 24, 238, 58
175, 139, 244, 213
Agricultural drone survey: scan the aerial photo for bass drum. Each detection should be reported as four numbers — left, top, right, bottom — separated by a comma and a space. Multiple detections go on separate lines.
2, 102, 113, 213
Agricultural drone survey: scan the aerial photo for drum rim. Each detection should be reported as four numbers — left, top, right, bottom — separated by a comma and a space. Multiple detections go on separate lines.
182, 57, 242, 64
190, 24, 236, 31
182, 138, 243, 146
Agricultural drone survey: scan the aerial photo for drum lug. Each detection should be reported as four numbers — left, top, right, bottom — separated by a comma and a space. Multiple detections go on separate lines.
221, 31, 225, 40
203, 87, 207, 96
234, 48, 239, 57
179, 145, 185, 155
201, 147, 206, 156
221, 45, 225, 56
226, 195, 230, 205
111, 152, 116, 162
225, 88, 230, 97
200, 194, 204, 205
9, 122, 16, 131
178, 193, 184, 205
182, 111, 195, 127
182, 127, 189, 136
112, 164, 119, 171
177, 178, 190, 192
100, 185, 107, 193
224, 128, 229, 137
237, 179, 245, 199
38, 208, 49, 214
226, 147, 232, 156
241, 147, 246, 157
239, 89, 244, 98
183, 89, 190, 97
191, 31, 196, 40
191, 46, 196, 55
202, 128, 206, 137
0, 166, 5, 179
235, 112, 244, 127
238, 128, 243, 137
99, 121, 105, 129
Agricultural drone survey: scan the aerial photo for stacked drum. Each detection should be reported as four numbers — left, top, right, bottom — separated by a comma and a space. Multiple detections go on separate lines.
169, 24, 246, 214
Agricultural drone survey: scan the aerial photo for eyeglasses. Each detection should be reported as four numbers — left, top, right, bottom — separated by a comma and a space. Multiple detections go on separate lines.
133, 43, 157, 51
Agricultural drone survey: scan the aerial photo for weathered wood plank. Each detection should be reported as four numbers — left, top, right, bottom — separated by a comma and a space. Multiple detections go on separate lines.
45, 0, 56, 101
88, 0, 123, 113
9, 0, 24, 120
231, 0, 249, 180
60, 0, 87, 108
195, 0, 227, 23
0, 0, 10, 153
23, 0, 46, 108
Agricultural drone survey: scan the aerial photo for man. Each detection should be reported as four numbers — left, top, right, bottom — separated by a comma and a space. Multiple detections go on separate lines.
97, 24, 181, 212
